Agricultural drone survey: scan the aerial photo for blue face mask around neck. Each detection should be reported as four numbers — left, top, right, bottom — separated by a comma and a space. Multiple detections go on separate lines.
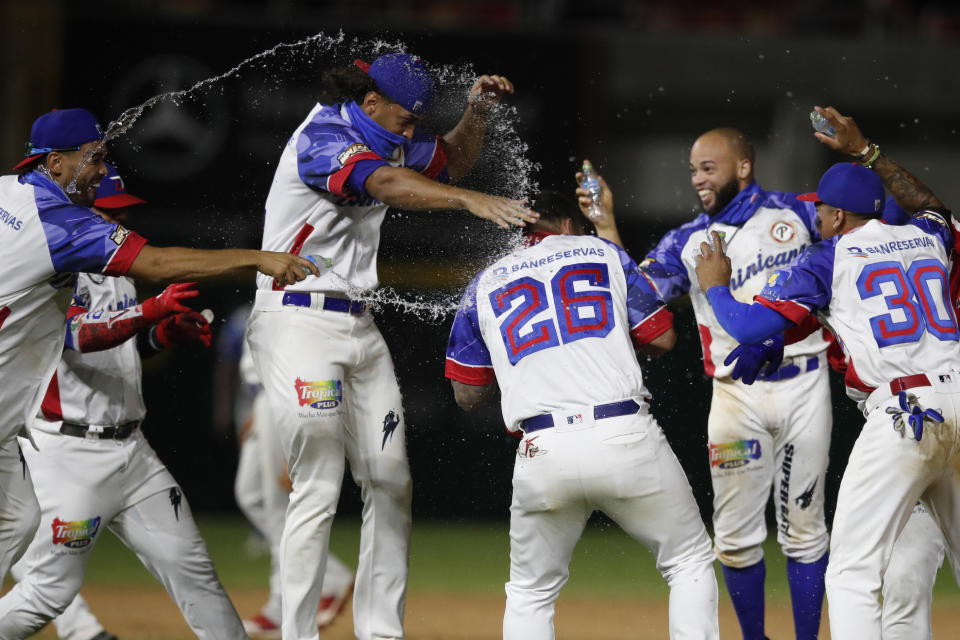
344, 100, 407, 160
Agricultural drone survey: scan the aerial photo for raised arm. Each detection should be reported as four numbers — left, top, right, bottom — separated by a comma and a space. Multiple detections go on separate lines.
575, 168, 624, 248
364, 165, 538, 229
441, 75, 514, 182
812, 106, 946, 213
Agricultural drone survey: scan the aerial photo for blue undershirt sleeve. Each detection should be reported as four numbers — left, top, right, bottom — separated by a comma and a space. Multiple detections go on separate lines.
705, 285, 793, 344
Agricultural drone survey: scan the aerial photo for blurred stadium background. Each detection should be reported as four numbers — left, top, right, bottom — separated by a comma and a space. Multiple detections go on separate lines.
4, 0, 960, 636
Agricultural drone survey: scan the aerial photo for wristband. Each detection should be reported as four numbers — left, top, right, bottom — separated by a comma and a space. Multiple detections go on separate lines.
860, 144, 882, 168
856, 142, 872, 159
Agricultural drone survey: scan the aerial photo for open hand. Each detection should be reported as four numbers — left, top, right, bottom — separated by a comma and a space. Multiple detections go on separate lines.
811, 106, 870, 157
694, 231, 733, 290
465, 192, 540, 229
142, 282, 199, 322
468, 75, 514, 114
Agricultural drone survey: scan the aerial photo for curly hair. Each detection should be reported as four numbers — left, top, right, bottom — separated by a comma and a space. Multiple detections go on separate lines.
318, 64, 396, 106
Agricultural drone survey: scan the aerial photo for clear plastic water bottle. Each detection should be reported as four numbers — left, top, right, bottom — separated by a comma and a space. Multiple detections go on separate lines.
580, 160, 604, 220
305, 255, 332, 272
809, 111, 835, 137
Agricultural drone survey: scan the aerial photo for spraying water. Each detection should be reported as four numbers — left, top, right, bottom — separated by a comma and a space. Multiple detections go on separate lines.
67, 31, 539, 320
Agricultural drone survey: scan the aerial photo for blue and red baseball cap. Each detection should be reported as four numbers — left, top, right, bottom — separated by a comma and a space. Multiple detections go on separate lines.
94, 164, 146, 209
13, 108, 105, 171
353, 52, 435, 117
798, 162, 885, 217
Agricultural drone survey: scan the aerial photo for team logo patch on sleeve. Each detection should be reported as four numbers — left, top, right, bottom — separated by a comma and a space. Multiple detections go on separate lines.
916, 211, 948, 227
295, 378, 342, 409
337, 143, 373, 166
51, 516, 101, 549
110, 224, 131, 246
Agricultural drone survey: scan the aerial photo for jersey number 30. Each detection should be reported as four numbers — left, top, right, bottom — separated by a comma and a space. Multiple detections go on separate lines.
857, 259, 959, 347
489, 263, 614, 365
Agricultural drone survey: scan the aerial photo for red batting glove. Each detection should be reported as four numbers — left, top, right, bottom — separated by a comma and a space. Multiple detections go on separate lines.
154, 311, 212, 348
141, 282, 200, 322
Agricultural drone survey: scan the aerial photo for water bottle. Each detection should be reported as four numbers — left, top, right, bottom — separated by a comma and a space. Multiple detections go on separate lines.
580, 160, 604, 220
809, 111, 835, 137
305, 255, 332, 273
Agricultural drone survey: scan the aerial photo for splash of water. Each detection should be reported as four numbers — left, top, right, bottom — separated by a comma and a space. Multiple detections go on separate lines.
68, 31, 540, 321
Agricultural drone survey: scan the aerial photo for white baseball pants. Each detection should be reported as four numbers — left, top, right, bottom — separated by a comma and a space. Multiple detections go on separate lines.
234, 391, 354, 623
503, 407, 719, 640
708, 366, 831, 568
0, 429, 246, 639
881, 504, 945, 640
7, 559, 106, 640
826, 375, 960, 638
248, 303, 411, 640
0, 437, 39, 582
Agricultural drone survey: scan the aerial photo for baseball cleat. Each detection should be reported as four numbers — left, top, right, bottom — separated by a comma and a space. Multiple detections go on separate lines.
88, 633, 118, 640
242, 612, 281, 638
316, 582, 353, 630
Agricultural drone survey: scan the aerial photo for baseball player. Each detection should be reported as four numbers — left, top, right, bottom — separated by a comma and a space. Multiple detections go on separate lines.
246, 52, 537, 640
445, 189, 719, 639
215, 310, 354, 636
0, 108, 319, 580
809, 107, 959, 639
0, 165, 253, 638
639, 128, 831, 640
695, 160, 960, 638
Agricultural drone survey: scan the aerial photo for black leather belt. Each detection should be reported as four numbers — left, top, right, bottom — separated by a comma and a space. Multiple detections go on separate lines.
60, 420, 140, 440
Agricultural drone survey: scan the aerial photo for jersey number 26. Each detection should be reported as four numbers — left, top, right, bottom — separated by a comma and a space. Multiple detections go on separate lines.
489, 262, 615, 365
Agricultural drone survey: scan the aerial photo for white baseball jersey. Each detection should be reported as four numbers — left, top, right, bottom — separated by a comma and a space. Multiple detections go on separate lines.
247, 98, 451, 638
0, 171, 145, 440
34, 273, 146, 434
256, 102, 448, 294
758, 211, 960, 390
445, 233, 672, 430
643, 182, 828, 378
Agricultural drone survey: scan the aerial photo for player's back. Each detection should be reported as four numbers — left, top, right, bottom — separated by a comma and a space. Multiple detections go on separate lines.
805, 216, 960, 390
468, 234, 667, 429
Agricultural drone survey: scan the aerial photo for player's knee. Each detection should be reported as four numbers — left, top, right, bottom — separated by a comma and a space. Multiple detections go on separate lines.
234, 485, 260, 519
28, 578, 83, 619
883, 561, 932, 612
355, 462, 412, 505
151, 535, 218, 579
13, 505, 40, 554
780, 531, 830, 564
715, 542, 763, 568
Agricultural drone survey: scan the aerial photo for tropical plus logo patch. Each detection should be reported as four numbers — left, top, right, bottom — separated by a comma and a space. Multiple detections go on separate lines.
51, 516, 101, 550
709, 439, 762, 469
294, 378, 342, 410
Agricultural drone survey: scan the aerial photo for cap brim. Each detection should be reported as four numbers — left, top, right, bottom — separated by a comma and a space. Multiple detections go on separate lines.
797, 192, 819, 202
94, 193, 147, 209
353, 59, 371, 73
11, 153, 43, 171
